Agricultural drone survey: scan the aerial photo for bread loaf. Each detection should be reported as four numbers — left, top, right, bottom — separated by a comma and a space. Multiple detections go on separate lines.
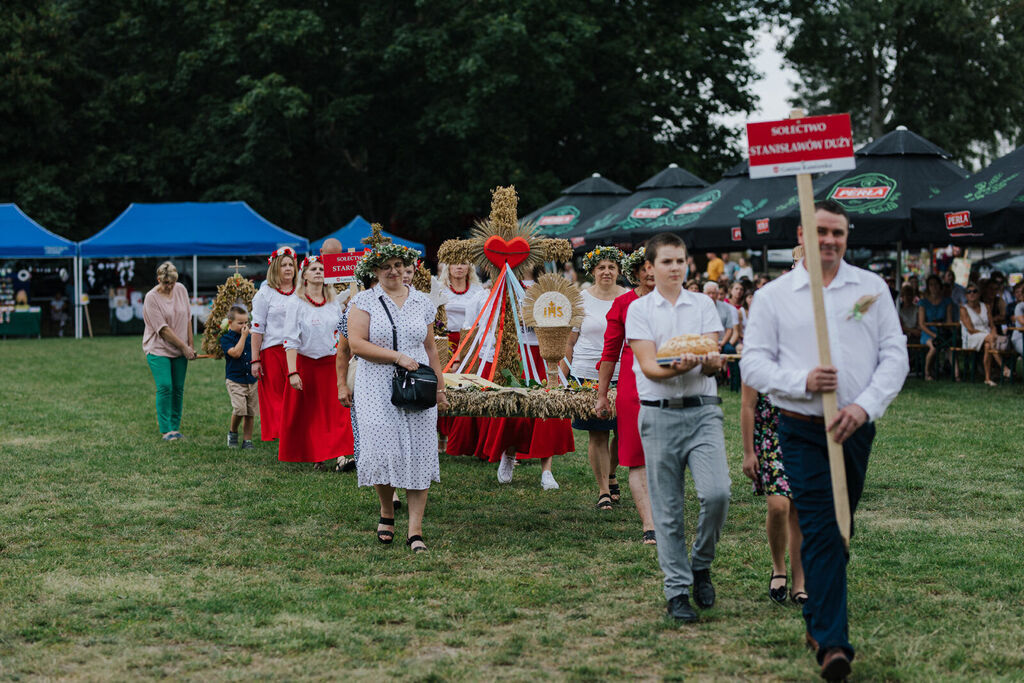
655, 334, 718, 358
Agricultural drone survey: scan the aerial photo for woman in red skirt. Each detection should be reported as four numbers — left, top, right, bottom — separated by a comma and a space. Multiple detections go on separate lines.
279, 256, 354, 465
250, 247, 296, 441
438, 260, 485, 456
596, 247, 657, 544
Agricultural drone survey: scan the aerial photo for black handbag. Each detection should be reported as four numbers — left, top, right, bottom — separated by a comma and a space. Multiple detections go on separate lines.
379, 295, 438, 410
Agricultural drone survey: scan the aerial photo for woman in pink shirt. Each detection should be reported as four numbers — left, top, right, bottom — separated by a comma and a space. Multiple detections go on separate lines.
142, 262, 196, 440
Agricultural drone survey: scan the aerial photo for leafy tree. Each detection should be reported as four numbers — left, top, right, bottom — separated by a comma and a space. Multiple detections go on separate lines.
1, 0, 763, 246
776, 0, 1024, 165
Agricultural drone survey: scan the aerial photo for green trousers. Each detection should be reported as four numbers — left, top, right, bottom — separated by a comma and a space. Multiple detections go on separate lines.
146, 354, 188, 434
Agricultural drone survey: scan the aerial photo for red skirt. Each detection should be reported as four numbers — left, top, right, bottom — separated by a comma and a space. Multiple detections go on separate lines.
278, 354, 354, 463
614, 347, 645, 467
473, 350, 575, 462
438, 331, 478, 452
257, 344, 288, 441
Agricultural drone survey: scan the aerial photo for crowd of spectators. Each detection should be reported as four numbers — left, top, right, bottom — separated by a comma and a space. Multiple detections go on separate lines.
583, 251, 1022, 387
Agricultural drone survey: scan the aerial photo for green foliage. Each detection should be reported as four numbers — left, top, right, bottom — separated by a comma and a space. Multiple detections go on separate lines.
0, 1, 760, 245
775, 0, 1024, 166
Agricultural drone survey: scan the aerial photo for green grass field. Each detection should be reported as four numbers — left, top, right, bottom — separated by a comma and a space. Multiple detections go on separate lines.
1, 336, 1022, 680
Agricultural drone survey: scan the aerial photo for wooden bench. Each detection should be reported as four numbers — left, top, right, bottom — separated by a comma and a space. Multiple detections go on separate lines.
906, 343, 927, 377
949, 347, 980, 382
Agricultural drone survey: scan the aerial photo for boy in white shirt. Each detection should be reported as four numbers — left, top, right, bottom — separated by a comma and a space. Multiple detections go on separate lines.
625, 233, 728, 623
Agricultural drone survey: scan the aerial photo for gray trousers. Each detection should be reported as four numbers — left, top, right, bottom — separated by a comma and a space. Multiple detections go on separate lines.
639, 404, 731, 600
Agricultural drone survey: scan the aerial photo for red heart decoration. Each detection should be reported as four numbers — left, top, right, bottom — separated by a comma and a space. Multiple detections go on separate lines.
483, 235, 531, 269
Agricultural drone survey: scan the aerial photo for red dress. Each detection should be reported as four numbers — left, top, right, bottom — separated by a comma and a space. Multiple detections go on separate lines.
473, 345, 575, 462
257, 344, 288, 440
440, 331, 481, 455
601, 290, 645, 467
278, 355, 355, 462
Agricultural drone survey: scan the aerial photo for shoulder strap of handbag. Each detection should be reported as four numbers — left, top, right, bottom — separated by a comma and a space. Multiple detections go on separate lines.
378, 295, 398, 352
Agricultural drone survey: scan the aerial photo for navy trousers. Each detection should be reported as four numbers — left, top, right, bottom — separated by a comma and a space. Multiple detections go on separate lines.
778, 415, 875, 664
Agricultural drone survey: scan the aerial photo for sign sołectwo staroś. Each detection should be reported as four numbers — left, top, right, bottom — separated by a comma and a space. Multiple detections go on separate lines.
323, 250, 369, 283
746, 114, 855, 179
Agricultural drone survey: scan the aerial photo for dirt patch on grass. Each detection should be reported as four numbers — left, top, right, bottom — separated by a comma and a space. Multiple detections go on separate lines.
1, 435, 58, 449
41, 570, 164, 599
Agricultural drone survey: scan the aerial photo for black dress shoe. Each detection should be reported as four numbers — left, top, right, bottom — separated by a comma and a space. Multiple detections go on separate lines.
819, 648, 851, 681
692, 568, 716, 609
666, 594, 699, 623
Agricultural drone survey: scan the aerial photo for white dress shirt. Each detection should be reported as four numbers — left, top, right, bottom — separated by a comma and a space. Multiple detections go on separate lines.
740, 260, 908, 422
282, 297, 343, 359
625, 288, 723, 400
250, 282, 294, 348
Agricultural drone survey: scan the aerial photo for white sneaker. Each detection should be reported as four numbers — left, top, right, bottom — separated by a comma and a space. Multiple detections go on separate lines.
541, 471, 559, 490
497, 450, 515, 484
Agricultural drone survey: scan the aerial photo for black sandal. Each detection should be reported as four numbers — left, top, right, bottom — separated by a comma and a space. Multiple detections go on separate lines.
791, 590, 808, 605
608, 476, 621, 503
406, 534, 428, 553
769, 573, 788, 604
642, 529, 657, 545
334, 457, 356, 473
392, 498, 402, 511
596, 493, 613, 510
376, 517, 395, 544
313, 461, 329, 471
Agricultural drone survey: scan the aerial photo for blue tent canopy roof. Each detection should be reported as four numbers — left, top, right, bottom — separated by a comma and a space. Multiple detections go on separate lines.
0, 204, 77, 258
309, 215, 425, 255
78, 202, 308, 258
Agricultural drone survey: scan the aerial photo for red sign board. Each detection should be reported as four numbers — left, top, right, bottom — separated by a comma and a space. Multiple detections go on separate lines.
569, 236, 586, 248
756, 218, 770, 235
833, 186, 890, 200
945, 211, 971, 231
746, 113, 855, 179
323, 250, 368, 283
731, 227, 742, 242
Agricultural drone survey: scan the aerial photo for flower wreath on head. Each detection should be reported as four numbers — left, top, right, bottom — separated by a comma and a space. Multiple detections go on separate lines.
267, 246, 296, 265
300, 255, 322, 271
354, 242, 422, 282
582, 245, 625, 274
622, 247, 646, 284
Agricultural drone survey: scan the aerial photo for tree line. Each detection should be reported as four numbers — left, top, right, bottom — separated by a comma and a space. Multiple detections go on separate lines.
2, 1, 1020, 248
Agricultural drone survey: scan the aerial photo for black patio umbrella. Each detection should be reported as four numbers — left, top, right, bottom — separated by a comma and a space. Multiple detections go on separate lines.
911, 144, 1024, 246
618, 161, 803, 251
521, 173, 632, 237
569, 163, 709, 247
740, 127, 969, 248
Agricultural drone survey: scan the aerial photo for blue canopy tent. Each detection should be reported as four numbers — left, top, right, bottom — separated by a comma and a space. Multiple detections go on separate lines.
0, 204, 77, 257
0, 204, 78, 338
309, 215, 425, 255
77, 202, 308, 338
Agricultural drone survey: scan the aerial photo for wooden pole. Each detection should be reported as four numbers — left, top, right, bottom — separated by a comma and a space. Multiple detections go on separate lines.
83, 301, 93, 338
791, 110, 852, 550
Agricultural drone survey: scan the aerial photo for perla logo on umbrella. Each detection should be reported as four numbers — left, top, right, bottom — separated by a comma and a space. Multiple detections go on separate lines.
630, 197, 675, 219
828, 173, 900, 214
651, 189, 722, 228
535, 206, 581, 235
602, 197, 677, 233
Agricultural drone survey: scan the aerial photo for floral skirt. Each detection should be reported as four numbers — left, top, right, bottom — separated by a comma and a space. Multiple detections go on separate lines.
752, 393, 791, 498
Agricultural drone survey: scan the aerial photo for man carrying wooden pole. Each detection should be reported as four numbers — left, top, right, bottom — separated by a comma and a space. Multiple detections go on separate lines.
742, 198, 908, 679
742, 111, 909, 680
